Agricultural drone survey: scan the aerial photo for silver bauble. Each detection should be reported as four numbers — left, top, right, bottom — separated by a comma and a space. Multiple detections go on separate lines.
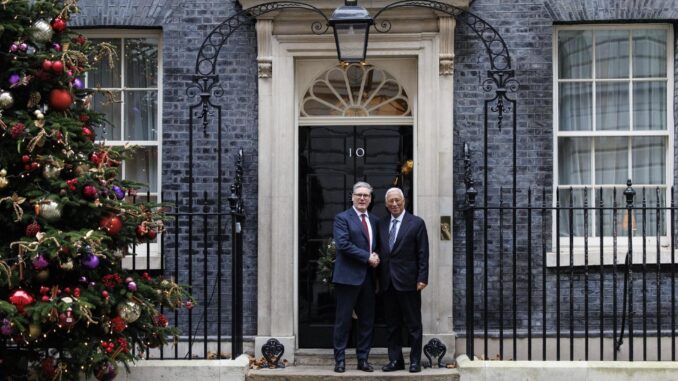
39, 200, 62, 222
0, 91, 14, 109
30, 20, 53, 43
60, 259, 74, 271
116, 301, 141, 323
42, 164, 61, 179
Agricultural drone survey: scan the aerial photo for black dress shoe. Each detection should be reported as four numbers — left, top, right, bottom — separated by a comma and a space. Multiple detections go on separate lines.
334, 360, 345, 373
382, 360, 405, 372
409, 362, 421, 373
357, 359, 374, 372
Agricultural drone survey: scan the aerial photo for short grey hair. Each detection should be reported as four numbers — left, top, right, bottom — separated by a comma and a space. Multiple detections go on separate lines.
385, 187, 405, 200
353, 181, 373, 193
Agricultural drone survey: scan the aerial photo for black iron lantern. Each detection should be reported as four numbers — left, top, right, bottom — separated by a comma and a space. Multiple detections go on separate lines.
329, 0, 373, 63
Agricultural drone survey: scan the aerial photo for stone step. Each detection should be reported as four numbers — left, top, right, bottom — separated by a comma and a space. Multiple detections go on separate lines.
247, 365, 459, 381
294, 348, 412, 367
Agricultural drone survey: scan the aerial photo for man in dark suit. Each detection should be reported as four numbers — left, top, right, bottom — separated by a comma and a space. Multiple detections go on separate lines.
378, 187, 429, 373
332, 181, 380, 373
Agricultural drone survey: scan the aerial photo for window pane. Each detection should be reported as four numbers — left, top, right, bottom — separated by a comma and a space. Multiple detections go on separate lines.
595, 137, 627, 185
596, 82, 629, 130
559, 137, 591, 185
558, 189, 591, 237
124, 147, 158, 192
634, 187, 666, 236
124, 91, 157, 140
124, 38, 159, 88
595, 30, 629, 79
633, 30, 667, 78
92, 91, 121, 140
599, 187, 631, 237
632, 137, 665, 184
633, 81, 666, 130
559, 83, 592, 131
88, 39, 121, 88
558, 30, 592, 79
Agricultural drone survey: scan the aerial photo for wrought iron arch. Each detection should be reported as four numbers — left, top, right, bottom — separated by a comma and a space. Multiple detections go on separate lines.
186, 0, 520, 360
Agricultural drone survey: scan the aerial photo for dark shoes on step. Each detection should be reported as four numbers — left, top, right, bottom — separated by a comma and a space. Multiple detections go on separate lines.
409, 362, 421, 373
357, 359, 374, 372
334, 360, 345, 373
382, 360, 405, 372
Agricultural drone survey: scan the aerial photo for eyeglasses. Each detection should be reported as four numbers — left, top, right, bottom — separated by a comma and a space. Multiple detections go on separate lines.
353, 193, 371, 199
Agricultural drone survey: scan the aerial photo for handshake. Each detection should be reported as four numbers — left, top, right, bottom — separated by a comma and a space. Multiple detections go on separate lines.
368, 252, 380, 268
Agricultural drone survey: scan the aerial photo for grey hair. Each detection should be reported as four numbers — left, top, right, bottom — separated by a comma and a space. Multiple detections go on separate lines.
352, 181, 373, 193
384, 187, 405, 199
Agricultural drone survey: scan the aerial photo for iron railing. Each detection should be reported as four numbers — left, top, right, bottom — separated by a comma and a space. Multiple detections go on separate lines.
464, 170, 678, 361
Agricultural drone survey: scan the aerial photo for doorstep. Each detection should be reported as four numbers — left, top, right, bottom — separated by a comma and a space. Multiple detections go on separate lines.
247, 365, 459, 381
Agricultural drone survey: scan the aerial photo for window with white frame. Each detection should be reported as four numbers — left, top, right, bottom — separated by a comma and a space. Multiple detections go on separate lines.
84, 30, 162, 265
554, 25, 673, 244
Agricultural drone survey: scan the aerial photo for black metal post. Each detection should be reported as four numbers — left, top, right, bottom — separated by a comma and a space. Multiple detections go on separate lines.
228, 149, 245, 358
464, 143, 477, 360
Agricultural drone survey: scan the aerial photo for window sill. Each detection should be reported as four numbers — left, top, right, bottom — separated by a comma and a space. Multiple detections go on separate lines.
546, 243, 677, 267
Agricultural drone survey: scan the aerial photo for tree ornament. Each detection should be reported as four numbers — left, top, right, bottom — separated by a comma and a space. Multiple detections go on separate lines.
75, 163, 90, 175
116, 300, 141, 323
127, 281, 138, 292
51, 42, 61, 51
136, 224, 148, 239
42, 59, 53, 71
82, 126, 94, 140
0, 319, 11, 335
42, 164, 61, 179
28, 323, 42, 339
39, 199, 62, 222
94, 361, 118, 381
99, 215, 123, 236
32, 254, 49, 269
9, 290, 34, 313
51, 60, 64, 74
60, 259, 74, 271
49, 88, 73, 111
26, 221, 41, 237
58, 307, 76, 329
82, 185, 97, 199
30, 20, 54, 42
36, 269, 50, 281
8, 73, 20, 86
0, 170, 8, 190
81, 253, 100, 269
10, 122, 25, 138
50, 18, 67, 33
18, 42, 27, 51
112, 185, 125, 200
73, 78, 84, 89
147, 229, 157, 240
0, 91, 14, 109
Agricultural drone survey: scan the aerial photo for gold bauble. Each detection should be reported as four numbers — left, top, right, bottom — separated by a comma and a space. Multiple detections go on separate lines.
60, 259, 74, 271
0, 176, 8, 190
42, 164, 61, 179
28, 323, 42, 339
35, 269, 50, 281
39, 200, 62, 222
116, 301, 141, 323
74, 163, 90, 175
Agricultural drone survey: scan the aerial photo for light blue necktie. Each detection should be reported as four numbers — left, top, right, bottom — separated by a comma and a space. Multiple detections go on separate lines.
388, 219, 398, 250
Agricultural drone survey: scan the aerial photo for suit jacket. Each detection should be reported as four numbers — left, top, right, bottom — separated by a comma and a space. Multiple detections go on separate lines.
378, 211, 429, 292
332, 208, 379, 286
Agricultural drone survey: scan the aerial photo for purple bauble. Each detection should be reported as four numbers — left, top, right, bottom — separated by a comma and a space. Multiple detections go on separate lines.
9, 43, 18, 52
81, 254, 100, 269
112, 185, 125, 200
79, 276, 88, 284
0, 319, 11, 335
94, 361, 118, 381
8, 74, 20, 86
18, 43, 27, 51
127, 281, 138, 292
52, 42, 62, 52
73, 78, 84, 89
32, 254, 49, 270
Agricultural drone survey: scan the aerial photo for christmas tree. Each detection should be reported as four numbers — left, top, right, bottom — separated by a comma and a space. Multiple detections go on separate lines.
0, 1, 190, 380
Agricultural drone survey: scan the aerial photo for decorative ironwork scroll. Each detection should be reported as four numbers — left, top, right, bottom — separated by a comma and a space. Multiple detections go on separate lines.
423, 338, 447, 368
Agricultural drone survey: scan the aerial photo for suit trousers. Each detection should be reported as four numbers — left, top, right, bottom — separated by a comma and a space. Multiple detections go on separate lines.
383, 282, 423, 364
333, 272, 375, 362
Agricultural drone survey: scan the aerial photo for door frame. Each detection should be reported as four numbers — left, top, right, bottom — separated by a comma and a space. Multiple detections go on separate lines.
254, 22, 456, 361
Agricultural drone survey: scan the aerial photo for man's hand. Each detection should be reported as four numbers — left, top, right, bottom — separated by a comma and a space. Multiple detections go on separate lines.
416, 282, 427, 291
368, 252, 380, 268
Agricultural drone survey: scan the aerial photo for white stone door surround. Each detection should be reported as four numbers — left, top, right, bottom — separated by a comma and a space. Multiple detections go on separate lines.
239, 0, 467, 362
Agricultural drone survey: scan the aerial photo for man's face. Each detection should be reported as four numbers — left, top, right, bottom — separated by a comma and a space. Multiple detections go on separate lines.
352, 186, 372, 213
386, 191, 405, 217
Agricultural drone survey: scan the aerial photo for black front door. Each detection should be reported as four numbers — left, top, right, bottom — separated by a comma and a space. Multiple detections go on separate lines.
298, 125, 413, 348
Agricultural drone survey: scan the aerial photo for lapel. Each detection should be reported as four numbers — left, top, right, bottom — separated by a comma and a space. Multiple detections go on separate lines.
390, 212, 411, 255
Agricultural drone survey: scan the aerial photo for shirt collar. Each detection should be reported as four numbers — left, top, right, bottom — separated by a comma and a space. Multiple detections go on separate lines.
391, 211, 405, 223
353, 206, 368, 218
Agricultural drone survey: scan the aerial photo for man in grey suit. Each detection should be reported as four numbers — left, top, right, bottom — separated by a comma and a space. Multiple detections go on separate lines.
377, 187, 429, 373
332, 181, 380, 373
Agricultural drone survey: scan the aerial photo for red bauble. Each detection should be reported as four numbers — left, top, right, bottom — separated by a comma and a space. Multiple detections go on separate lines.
58, 308, 76, 329
41, 60, 53, 71
51, 18, 66, 32
82, 126, 95, 141
135, 224, 148, 239
51, 60, 64, 74
49, 89, 73, 111
100, 215, 123, 236
9, 290, 35, 313
146, 229, 157, 239
26, 221, 41, 237
82, 185, 98, 199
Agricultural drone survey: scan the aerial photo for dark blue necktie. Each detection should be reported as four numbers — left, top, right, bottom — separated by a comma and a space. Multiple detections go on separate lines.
388, 219, 398, 250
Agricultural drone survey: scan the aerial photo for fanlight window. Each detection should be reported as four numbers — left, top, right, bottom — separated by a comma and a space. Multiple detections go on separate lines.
300, 64, 410, 117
